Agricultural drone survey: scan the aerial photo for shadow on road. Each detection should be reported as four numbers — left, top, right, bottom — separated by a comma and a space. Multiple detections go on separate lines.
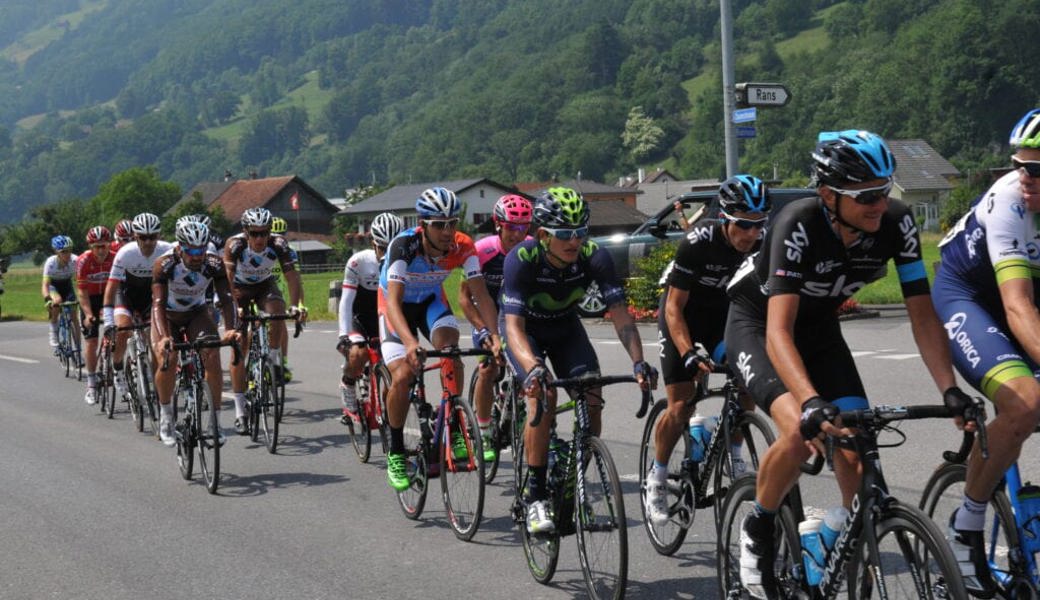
216, 470, 349, 497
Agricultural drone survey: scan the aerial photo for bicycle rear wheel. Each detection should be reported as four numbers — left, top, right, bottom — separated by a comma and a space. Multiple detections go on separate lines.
102, 346, 116, 419
440, 396, 485, 541
195, 383, 220, 494
712, 409, 775, 523
274, 369, 286, 424
397, 397, 428, 520
919, 462, 1026, 596
125, 353, 143, 431
638, 398, 691, 556
375, 365, 391, 456
346, 366, 372, 463
176, 388, 195, 480
515, 419, 561, 584
575, 435, 628, 600
716, 475, 801, 599
848, 501, 968, 599
467, 368, 505, 484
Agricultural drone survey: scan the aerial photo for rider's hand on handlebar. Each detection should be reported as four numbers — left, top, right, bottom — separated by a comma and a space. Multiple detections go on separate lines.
523, 364, 549, 400
799, 396, 849, 456
942, 386, 979, 433
633, 360, 659, 391
404, 340, 423, 374
221, 328, 241, 346
682, 343, 714, 379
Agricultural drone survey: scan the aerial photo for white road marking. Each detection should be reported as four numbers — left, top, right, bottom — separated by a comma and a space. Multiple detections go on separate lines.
0, 354, 39, 364
875, 353, 919, 360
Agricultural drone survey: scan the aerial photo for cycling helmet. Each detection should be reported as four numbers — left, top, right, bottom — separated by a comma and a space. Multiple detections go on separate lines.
114, 219, 133, 241
719, 175, 770, 214
241, 207, 273, 228
533, 187, 589, 228
1009, 109, 1040, 149
415, 187, 461, 219
370, 212, 404, 246
493, 194, 533, 224
811, 130, 896, 186
271, 216, 288, 234
131, 212, 162, 235
86, 226, 111, 244
193, 213, 212, 228
176, 220, 210, 247
51, 235, 73, 251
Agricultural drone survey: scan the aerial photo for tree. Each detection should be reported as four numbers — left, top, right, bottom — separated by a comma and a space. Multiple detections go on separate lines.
162, 192, 232, 238
89, 166, 182, 229
622, 106, 665, 162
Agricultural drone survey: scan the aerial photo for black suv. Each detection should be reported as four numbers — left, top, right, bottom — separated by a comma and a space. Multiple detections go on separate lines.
578, 187, 815, 316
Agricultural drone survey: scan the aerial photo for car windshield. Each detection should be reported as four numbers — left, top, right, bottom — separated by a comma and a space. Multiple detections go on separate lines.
661, 200, 710, 231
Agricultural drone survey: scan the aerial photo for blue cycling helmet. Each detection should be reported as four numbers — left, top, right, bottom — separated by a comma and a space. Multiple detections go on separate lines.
51, 235, 73, 251
415, 187, 461, 219
812, 130, 896, 186
719, 175, 770, 214
1009, 109, 1040, 149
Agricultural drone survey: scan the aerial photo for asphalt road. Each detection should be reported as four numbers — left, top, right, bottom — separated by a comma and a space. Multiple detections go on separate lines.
1, 314, 1035, 599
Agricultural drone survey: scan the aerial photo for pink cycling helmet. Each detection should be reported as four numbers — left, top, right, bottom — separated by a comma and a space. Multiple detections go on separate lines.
493, 194, 533, 224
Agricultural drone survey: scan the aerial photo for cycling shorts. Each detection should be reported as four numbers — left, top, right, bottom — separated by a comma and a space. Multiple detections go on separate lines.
377, 289, 458, 365
80, 295, 104, 340
48, 279, 74, 302
115, 286, 151, 319
724, 300, 868, 412
932, 266, 1037, 399
502, 315, 599, 386
233, 279, 284, 310
657, 300, 728, 386
153, 307, 219, 346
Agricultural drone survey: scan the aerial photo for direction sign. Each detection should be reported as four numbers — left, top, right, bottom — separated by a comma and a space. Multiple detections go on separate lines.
735, 82, 791, 108
732, 107, 757, 123
736, 126, 756, 139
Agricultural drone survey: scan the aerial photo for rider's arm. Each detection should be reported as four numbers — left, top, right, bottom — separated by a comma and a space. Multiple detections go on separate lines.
589, 242, 642, 362
74, 256, 93, 320
664, 287, 694, 356
338, 267, 358, 338
505, 313, 540, 373
385, 280, 418, 348
457, 279, 485, 330
609, 300, 644, 364
765, 293, 817, 403
462, 276, 500, 340
283, 268, 303, 308
150, 260, 171, 341
41, 264, 51, 299
213, 276, 239, 332
905, 293, 957, 392
222, 237, 238, 288
1000, 277, 1040, 364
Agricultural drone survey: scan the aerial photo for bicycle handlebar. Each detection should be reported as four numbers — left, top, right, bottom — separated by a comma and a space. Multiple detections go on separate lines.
527, 373, 651, 427
240, 311, 305, 338
421, 348, 492, 359
160, 336, 240, 371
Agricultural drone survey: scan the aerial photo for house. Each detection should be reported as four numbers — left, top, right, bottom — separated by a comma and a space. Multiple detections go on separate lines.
586, 199, 648, 236
342, 178, 524, 231
888, 140, 961, 231
171, 174, 339, 236
516, 179, 638, 207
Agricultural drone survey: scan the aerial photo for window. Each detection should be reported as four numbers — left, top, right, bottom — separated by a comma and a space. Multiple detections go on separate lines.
472, 213, 490, 225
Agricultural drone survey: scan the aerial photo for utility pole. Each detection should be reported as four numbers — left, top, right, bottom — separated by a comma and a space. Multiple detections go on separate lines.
720, 0, 738, 178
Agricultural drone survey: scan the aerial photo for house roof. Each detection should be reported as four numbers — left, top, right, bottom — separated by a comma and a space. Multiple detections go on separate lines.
889, 139, 960, 192
343, 178, 520, 214
588, 199, 647, 228
171, 175, 335, 221
286, 240, 332, 252
516, 179, 633, 197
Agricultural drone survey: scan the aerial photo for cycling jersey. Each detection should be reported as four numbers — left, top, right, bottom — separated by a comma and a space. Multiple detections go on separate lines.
43, 254, 78, 283
932, 171, 1040, 398
153, 251, 227, 312
727, 196, 929, 319
339, 249, 380, 341
76, 250, 113, 297
109, 241, 175, 289
379, 227, 481, 302
224, 233, 297, 285
474, 234, 530, 306
500, 238, 625, 321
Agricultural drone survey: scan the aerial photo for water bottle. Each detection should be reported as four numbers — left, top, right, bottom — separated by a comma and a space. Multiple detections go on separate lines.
820, 506, 849, 551
1018, 484, 1040, 553
689, 414, 708, 461
799, 518, 826, 586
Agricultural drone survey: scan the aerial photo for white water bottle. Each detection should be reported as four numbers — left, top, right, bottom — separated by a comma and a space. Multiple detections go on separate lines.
820, 506, 849, 551
799, 518, 826, 586
689, 415, 707, 461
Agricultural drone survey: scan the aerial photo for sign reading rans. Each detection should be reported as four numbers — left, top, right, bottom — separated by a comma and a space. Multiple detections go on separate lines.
735, 82, 791, 108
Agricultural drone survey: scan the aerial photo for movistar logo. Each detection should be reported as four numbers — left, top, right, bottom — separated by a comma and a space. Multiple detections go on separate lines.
517, 245, 541, 262
528, 287, 585, 312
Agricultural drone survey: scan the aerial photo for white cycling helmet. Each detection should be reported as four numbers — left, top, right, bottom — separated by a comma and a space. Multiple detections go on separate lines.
241, 207, 272, 228
176, 220, 210, 247
370, 212, 404, 246
415, 187, 461, 219
131, 212, 162, 235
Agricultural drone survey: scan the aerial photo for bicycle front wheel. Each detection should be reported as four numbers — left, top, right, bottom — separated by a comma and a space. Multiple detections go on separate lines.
125, 355, 143, 432
919, 461, 1025, 596
375, 364, 391, 457
440, 396, 485, 541
576, 435, 628, 600
466, 367, 505, 484
176, 394, 195, 481
195, 384, 220, 494
848, 500, 968, 599
515, 424, 561, 584
346, 368, 372, 463
397, 397, 428, 520
712, 409, 775, 524
102, 349, 116, 419
638, 398, 691, 556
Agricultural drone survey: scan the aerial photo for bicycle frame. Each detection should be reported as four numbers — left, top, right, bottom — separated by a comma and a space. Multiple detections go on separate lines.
1000, 463, 1040, 584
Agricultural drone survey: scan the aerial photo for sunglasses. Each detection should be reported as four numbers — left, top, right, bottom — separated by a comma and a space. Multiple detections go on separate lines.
501, 222, 530, 232
91, 243, 109, 250
247, 230, 271, 238
136, 234, 158, 241
182, 246, 207, 257
542, 226, 589, 241
720, 212, 768, 230
1013, 157, 1040, 178
58, 249, 72, 254
828, 181, 893, 206
425, 218, 459, 230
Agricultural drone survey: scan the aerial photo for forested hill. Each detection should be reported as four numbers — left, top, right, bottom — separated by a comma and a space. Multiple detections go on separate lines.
0, 0, 1036, 223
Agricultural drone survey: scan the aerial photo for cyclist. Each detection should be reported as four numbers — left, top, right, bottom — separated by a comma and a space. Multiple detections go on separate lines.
112, 219, 134, 252
724, 130, 966, 599
42, 235, 79, 349
459, 193, 533, 462
102, 213, 172, 400
931, 108, 1040, 596
224, 207, 306, 435
75, 226, 115, 405
152, 220, 240, 446
269, 215, 294, 381
379, 187, 502, 492
644, 175, 769, 525
500, 186, 657, 534
337, 212, 403, 421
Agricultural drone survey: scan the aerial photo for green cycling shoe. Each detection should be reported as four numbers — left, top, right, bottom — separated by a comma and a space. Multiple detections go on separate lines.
386, 452, 411, 491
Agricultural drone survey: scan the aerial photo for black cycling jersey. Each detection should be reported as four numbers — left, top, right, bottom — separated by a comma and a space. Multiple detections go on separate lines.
727, 196, 929, 322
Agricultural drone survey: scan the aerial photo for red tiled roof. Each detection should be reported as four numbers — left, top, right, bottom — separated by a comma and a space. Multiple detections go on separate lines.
211, 176, 295, 222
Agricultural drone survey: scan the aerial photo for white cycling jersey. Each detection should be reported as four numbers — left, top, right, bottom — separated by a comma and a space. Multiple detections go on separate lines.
43, 254, 78, 282
109, 241, 174, 288
338, 249, 380, 340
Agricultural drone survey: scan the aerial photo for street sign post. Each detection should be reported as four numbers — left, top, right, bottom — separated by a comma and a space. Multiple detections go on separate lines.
735, 82, 791, 108
732, 107, 757, 123
736, 126, 756, 139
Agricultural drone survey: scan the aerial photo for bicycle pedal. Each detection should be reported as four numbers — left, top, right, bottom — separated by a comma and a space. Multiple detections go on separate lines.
696, 495, 717, 509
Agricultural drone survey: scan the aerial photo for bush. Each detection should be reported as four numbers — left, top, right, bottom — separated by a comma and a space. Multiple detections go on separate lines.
625, 241, 678, 313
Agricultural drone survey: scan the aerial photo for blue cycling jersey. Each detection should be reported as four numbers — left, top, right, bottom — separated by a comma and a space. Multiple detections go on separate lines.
378, 227, 482, 303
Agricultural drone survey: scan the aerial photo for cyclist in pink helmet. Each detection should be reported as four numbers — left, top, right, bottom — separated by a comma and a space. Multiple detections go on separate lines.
460, 193, 533, 462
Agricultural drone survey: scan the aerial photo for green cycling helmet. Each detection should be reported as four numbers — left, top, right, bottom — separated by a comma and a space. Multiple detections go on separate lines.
534, 187, 589, 228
